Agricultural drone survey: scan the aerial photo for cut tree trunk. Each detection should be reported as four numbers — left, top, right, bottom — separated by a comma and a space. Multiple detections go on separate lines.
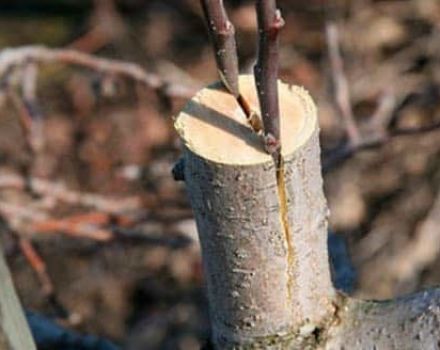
175, 75, 336, 348
0, 245, 36, 350
174, 75, 440, 349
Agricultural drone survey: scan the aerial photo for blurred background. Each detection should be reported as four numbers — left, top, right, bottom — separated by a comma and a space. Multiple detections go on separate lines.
0, 0, 439, 349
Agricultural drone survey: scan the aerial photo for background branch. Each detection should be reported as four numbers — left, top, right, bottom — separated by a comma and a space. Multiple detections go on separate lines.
0, 46, 197, 99
323, 21, 440, 172
326, 21, 361, 146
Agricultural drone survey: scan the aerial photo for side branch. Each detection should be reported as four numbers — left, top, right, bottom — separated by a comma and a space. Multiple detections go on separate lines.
254, 0, 285, 157
326, 288, 440, 349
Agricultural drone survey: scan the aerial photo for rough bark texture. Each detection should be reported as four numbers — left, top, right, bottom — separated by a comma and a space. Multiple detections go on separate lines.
175, 75, 440, 349
0, 246, 36, 350
325, 290, 440, 349
175, 76, 335, 348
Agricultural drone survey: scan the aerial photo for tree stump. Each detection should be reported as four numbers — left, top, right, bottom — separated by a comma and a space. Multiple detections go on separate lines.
175, 75, 335, 348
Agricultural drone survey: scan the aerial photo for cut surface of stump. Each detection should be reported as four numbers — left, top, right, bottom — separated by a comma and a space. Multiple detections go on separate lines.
175, 75, 316, 165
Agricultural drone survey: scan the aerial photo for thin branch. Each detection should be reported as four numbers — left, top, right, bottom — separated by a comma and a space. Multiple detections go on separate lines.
369, 88, 397, 134
18, 237, 54, 297
201, 0, 239, 96
391, 121, 440, 136
200, 0, 261, 132
322, 122, 440, 172
4, 225, 70, 319
0, 46, 197, 99
254, 0, 285, 159
326, 22, 361, 146
31, 216, 113, 241
9, 91, 41, 160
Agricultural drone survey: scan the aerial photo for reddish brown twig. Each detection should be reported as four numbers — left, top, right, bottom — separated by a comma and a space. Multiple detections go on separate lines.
200, 0, 261, 131
32, 222, 110, 241
326, 21, 361, 146
18, 237, 54, 296
31, 211, 135, 242
201, 0, 239, 96
254, 0, 285, 159
7, 229, 69, 319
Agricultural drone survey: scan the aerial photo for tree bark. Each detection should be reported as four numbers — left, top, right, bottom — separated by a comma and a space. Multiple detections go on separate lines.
174, 75, 440, 349
175, 75, 335, 348
0, 245, 36, 350
325, 290, 440, 349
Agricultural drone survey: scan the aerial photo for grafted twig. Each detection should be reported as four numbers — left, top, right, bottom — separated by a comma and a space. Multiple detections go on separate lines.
254, 0, 285, 158
0, 46, 197, 99
200, 0, 262, 131
201, 0, 239, 96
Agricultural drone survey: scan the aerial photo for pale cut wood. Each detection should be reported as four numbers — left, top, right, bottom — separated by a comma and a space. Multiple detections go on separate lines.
175, 75, 336, 348
0, 246, 36, 350
174, 75, 315, 165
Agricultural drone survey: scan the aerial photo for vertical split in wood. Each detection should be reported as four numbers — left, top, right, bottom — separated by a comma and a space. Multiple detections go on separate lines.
175, 76, 335, 348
